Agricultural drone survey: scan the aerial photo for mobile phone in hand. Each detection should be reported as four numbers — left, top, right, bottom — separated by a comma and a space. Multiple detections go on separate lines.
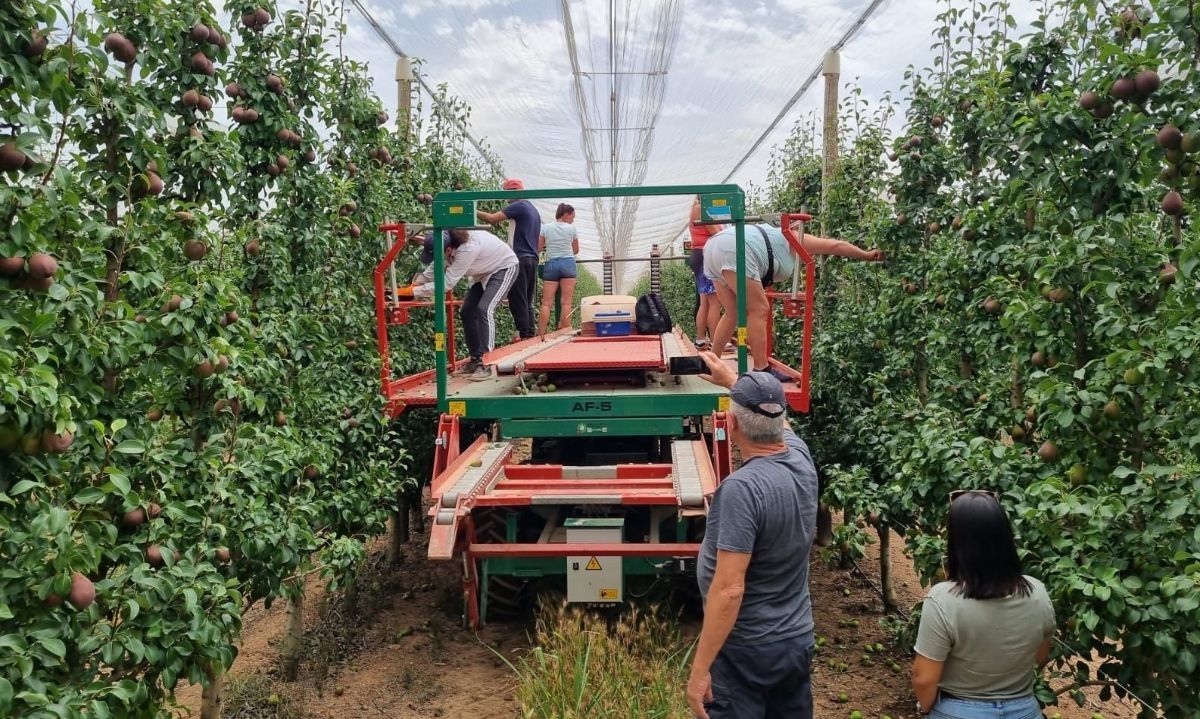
669, 355, 707, 375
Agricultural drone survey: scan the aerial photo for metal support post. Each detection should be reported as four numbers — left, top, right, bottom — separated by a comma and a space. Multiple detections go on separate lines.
603, 252, 613, 295
433, 227, 447, 407
649, 244, 662, 295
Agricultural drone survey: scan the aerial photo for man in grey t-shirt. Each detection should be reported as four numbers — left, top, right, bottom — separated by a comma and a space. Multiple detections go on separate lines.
687, 353, 819, 719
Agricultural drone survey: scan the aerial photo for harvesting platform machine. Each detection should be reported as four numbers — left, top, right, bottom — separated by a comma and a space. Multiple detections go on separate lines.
374, 184, 815, 627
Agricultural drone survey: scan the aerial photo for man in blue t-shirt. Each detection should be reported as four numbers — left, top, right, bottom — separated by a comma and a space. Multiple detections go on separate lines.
687, 352, 819, 719
477, 178, 541, 339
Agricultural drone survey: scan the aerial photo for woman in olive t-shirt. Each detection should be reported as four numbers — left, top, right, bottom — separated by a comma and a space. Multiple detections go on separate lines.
912, 491, 1056, 718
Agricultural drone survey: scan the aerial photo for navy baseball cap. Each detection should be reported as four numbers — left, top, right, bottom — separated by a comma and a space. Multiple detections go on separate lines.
419, 231, 441, 264
730, 371, 786, 418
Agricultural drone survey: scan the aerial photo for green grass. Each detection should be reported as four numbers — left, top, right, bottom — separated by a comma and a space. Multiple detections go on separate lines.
507, 604, 695, 719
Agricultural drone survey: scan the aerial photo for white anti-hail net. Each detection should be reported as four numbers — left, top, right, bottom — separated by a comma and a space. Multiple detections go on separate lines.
332, 0, 962, 291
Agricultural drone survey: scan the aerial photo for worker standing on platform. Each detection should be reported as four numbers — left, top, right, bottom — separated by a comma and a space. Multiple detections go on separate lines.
537, 203, 580, 335
476, 178, 540, 340
399, 229, 519, 382
689, 196, 723, 350
687, 353, 819, 719
704, 222, 883, 381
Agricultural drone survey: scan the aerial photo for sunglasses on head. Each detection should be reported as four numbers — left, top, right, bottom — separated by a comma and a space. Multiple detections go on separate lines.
949, 489, 999, 504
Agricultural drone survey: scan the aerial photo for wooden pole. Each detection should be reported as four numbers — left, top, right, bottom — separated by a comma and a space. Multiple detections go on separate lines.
820, 49, 840, 237
815, 49, 840, 549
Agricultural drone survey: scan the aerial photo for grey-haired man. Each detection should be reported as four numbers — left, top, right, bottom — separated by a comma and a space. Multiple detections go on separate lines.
686, 351, 819, 719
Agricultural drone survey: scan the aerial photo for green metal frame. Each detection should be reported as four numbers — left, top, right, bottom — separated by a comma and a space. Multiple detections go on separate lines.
500, 417, 685, 439
431, 184, 750, 412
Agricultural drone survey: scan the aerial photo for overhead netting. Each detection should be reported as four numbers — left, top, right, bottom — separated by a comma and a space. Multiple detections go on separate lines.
332, 0, 946, 291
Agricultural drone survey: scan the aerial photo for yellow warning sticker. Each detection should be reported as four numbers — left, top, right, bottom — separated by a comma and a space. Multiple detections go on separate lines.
585, 556, 603, 571
449, 205, 464, 214
712, 198, 727, 206
736, 327, 747, 346
599, 588, 618, 600
718, 396, 730, 411
448, 401, 466, 416
434, 333, 445, 351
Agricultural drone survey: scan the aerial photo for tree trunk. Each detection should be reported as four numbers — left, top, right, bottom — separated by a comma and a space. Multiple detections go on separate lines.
1010, 353, 1023, 409
879, 524, 897, 611
280, 585, 304, 681
199, 665, 223, 719
410, 484, 425, 535
815, 468, 833, 547
839, 508, 853, 569
815, 507, 834, 547
386, 493, 409, 565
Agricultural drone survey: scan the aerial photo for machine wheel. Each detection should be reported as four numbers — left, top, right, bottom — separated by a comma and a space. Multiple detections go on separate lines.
474, 509, 531, 621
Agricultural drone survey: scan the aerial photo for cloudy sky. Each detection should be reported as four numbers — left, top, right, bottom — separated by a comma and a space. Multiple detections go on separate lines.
291, 0, 1039, 288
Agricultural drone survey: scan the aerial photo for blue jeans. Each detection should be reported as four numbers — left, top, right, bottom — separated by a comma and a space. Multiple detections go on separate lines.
929, 694, 1041, 719
705, 631, 813, 719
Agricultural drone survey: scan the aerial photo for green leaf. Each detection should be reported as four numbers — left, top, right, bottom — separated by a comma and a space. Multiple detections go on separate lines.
0, 603, 11, 620
108, 472, 131, 495
0, 634, 28, 653
0, 678, 11, 714
112, 441, 145, 455
10, 480, 38, 495
73, 487, 106, 504
38, 637, 66, 659
110, 418, 128, 433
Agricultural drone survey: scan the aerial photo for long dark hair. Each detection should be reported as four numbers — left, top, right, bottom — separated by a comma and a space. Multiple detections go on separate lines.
945, 492, 1032, 599
555, 203, 574, 219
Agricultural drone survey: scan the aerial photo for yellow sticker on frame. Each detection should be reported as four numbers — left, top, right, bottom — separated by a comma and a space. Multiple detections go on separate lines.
736, 327, 748, 346
718, 396, 730, 411
434, 333, 445, 351
599, 588, 618, 600
448, 401, 466, 416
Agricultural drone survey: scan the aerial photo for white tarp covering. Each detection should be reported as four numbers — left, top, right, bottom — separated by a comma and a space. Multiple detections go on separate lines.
322, 0, 983, 290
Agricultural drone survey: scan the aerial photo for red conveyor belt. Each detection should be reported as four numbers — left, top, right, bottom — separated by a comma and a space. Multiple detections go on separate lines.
522, 336, 666, 372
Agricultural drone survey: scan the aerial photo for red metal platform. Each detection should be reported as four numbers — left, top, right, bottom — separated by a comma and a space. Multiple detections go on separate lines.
522, 335, 666, 372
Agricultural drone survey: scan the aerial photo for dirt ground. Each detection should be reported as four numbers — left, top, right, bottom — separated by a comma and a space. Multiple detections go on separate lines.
173, 515, 1141, 719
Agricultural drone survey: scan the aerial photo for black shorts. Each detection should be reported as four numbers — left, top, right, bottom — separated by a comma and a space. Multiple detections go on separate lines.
705, 632, 814, 719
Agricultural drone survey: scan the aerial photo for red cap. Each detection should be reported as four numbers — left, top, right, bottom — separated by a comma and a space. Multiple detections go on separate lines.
502, 178, 524, 190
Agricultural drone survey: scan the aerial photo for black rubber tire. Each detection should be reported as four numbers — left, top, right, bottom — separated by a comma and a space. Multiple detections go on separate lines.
473, 509, 530, 621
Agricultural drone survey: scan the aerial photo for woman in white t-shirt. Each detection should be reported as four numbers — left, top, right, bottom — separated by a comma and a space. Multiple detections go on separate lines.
912, 490, 1057, 718
537, 203, 580, 335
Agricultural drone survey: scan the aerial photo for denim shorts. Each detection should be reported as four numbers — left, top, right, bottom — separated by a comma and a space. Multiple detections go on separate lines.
689, 248, 715, 295
929, 694, 1041, 719
542, 256, 576, 281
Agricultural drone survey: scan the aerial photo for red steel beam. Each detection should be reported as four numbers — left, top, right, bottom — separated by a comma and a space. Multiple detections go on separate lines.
494, 479, 674, 491
500, 464, 673, 480
474, 492, 681, 507
468, 542, 700, 558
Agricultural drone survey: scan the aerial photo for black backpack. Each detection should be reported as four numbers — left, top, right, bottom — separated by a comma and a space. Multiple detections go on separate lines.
635, 292, 673, 334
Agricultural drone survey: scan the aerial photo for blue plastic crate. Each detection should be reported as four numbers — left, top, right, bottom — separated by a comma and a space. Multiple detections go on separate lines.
595, 320, 632, 336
